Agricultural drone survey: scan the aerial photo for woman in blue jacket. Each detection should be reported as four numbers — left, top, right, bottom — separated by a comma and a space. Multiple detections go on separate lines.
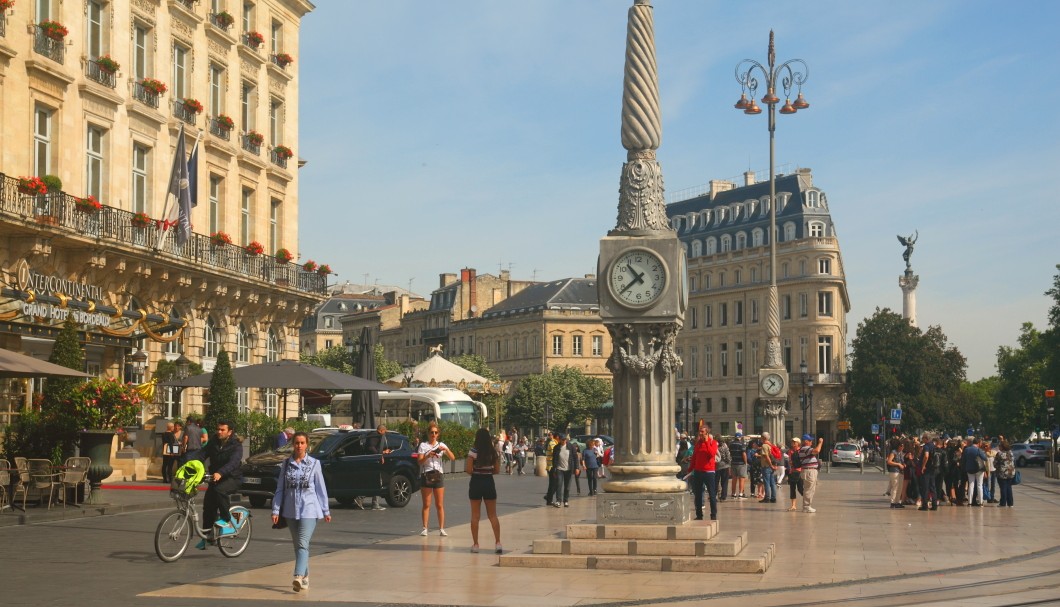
272, 432, 331, 592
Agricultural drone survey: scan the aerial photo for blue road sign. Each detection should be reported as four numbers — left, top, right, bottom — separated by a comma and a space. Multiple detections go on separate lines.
890, 408, 902, 421
871, 424, 880, 434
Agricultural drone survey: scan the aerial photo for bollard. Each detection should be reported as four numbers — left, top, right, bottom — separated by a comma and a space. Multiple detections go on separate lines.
535, 453, 548, 476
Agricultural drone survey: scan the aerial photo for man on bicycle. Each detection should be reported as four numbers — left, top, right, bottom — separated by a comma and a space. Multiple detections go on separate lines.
195, 420, 243, 548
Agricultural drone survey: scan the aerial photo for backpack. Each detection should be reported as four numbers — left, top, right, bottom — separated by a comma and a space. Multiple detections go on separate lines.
928, 448, 945, 472
770, 443, 782, 461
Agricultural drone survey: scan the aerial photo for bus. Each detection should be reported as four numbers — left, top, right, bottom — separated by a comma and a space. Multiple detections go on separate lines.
330, 387, 487, 430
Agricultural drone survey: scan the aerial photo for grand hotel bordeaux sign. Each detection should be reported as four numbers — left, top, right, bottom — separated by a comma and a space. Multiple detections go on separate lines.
0, 258, 184, 345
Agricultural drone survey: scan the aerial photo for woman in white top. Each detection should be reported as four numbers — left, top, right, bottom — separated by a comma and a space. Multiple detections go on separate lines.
415, 421, 454, 536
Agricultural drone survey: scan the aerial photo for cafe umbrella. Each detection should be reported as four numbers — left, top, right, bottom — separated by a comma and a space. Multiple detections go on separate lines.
0, 347, 92, 378
354, 327, 380, 430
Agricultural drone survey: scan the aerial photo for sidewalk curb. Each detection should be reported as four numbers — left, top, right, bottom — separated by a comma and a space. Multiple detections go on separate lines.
0, 499, 173, 527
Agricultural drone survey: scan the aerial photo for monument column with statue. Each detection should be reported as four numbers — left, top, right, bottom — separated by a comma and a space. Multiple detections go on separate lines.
596, 0, 690, 522
898, 231, 919, 327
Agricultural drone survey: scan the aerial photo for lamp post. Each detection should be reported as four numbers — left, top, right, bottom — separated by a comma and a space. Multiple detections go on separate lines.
799, 360, 809, 435
130, 348, 148, 383
174, 352, 191, 418
808, 375, 815, 437
402, 364, 415, 387
736, 31, 809, 443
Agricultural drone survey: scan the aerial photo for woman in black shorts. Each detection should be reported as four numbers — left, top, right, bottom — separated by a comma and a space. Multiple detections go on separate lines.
466, 427, 502, 554
416, 422, 454, 537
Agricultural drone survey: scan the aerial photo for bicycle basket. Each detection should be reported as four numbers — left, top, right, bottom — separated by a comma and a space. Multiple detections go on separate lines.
174, 460, 205, 495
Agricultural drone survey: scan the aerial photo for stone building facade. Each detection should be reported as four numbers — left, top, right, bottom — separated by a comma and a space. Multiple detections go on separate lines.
666, 169, 850, 442
0, 0, 319, 425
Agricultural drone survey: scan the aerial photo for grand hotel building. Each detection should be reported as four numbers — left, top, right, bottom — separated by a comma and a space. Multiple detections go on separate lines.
0, 0, 320, 427
667, 169, 850, 443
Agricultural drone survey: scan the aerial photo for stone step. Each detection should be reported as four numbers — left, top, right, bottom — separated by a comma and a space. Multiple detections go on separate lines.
566, 521, 717, 541
499, 542, 774, 574
532, 531, 747, 557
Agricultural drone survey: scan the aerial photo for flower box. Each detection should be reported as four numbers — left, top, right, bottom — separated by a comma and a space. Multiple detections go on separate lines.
302, 260, 318, 273
274, 53, 295, 67
39, 20, 69, 41
245, 241, 264, 256
131, 212, 152, 228
275, 248, 293, 263
246, 31, 265, 48
213, 11, 235, 29
215, 114, 235, 130
17, 176, 48, 196
0, 0, 15, 12
246, 131, 265, 146
317, 264, 332, 276
210, 231, 232, 246
182, 98, 204, 114
273, 145, 294, 160
74, 195, 103, 213
96, 55, 120, 74
141, 78, 168, 95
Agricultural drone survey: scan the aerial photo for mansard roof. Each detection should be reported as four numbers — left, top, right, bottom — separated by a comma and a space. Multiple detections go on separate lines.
481, 278, 598, 318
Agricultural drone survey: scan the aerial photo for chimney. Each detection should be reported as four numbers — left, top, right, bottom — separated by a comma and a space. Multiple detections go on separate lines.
744, 170, 756, 186
399, 293, 409, 315
500, 269, 510, 281
797, 167, 813, 188
439, 273, 457, 288
466, 268, 477, 318
709, 179, 735, 200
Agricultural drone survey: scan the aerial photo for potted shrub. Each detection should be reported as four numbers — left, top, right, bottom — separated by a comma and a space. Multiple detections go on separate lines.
213, 10, 235, 28
131, 212, 152, 228
141, 78, 168, 95
274, 52, 295, 67
302, 260, 318, 273
245, 241, 264, 256
275, 247, 294, 263
41, 174, 63, 193
39, 20, 69, 41
245, 130, 265, 146
210, 231, 232, 247
215, 114, 235, 130
182, 98, 204, 114
95, 55, 120, 74
74, 195, 103, 213
273, 145, 294, 160
17, 176, 48, 196
70, 377, 141, 504
246, 31, 265, 47
317, 264, 332, 276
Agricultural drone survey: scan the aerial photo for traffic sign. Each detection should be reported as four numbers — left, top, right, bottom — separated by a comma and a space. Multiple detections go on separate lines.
837, 421, 851, 430
890, 408, 902, 421
888, 419, 900, 425
871, 424, 880, 434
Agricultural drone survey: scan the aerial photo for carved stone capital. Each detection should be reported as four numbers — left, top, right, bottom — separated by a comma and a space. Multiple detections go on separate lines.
763, 400, 787, 418
606, 321, 681, 378
611, 156, 671, 235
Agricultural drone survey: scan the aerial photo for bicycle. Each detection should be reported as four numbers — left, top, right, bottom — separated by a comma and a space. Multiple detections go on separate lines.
154, 485, 252, 562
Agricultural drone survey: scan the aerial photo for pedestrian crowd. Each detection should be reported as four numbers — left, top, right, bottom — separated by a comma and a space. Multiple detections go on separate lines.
884, 432, 1018, 509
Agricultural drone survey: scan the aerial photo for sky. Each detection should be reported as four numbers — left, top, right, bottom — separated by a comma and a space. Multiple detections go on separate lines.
294, 1, 1060, 382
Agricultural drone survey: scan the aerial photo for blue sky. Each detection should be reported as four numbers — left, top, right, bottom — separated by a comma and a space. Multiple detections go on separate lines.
295, 1, 1059, 381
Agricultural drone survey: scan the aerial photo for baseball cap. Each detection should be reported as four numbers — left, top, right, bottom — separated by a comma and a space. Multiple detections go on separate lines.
557, 433, 566, 440
735, 432, 743, 437
802, 434, 814, 441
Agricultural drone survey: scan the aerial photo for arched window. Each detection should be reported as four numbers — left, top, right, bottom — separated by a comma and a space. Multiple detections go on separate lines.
751, 228, 764, 247
735, 231, 747, 250
808, 221, 825, 237
806, 190, 819, 208
720, 234, 732, 252
236, 324, 252, 363
266, 329, 281, 362
164, 308, 183, 354
706, 237, 717, 255
691, 239, 702, 257
783, 221, 796, 242
671, 216, 682, 231
203, 317, 221, 358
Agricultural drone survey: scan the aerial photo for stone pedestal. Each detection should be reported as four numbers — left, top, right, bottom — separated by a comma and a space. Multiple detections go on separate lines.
596, 491, 691, 525
899, 270, 919, 327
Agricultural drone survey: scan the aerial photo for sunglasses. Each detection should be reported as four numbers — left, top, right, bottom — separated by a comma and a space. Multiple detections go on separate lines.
428, 431, 439, 435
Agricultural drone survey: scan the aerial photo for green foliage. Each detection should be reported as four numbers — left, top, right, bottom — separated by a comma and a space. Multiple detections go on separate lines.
204, 350, 238, 430
152, 358, 205, 383
42, 317, 85, 413
449, 354, 501, 381
2, 410, 55, 461
300, 344, 353, 375
41, 174, 63, 192
69, 377, 142, 430
506, 366, 611, 432
374, 344, 402, 383
392, 419, 476, 459
848, 308, 967, 435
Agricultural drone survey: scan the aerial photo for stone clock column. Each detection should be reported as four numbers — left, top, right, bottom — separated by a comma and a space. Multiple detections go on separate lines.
597, 0, 688, 508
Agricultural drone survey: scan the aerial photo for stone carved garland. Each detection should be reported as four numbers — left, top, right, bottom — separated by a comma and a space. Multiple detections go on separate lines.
606, 322, 682, 377
612, 152, 671, 235
763, 400, 787, 418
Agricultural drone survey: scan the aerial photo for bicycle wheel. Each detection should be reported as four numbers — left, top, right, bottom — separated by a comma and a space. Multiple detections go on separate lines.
217, 505, 252, 558
154, 509, 192, 562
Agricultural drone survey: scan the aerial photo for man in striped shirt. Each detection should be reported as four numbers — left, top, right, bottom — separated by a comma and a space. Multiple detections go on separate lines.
798, 434, 824, 513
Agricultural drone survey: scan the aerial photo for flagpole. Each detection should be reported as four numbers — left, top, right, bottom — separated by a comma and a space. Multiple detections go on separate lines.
155, 128, 201, 251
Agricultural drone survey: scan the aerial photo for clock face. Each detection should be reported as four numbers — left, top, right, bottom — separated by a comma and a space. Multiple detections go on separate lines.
761, 373, 785, 396
608, 249, 668, 309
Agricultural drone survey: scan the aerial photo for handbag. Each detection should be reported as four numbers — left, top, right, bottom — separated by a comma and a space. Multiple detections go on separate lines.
424, 469, 443, 484
272, 460, 288, 529
1013, 470, 1022, 485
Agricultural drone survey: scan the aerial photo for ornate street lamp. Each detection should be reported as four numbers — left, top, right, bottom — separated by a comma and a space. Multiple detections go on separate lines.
130, 348, 148, 383
736, 31, 810, 444
173, 352, 191, 418
684, 387, 698, 433
402, 364, 415, 387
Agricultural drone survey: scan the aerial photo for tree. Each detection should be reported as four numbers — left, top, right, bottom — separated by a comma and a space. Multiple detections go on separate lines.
203, 350, 238, 430
506, 367, 611, 432
373, 344, 402, 384
300, 345, 353, 375
42, 317, 86, 457
847, 308, 967, 435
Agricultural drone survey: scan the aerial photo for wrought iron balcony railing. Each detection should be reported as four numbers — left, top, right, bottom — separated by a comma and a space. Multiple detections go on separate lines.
1, 14, 7, 38
269, 149, 289, 169
133, 81, 161, 108
209, 116, 232, 140
0, 172, 325, 295
85, 59, 117, 88
33, 26, 65, 64
174, 100, 197, 125
241, 134, 262, 155
208, 13, 233, 31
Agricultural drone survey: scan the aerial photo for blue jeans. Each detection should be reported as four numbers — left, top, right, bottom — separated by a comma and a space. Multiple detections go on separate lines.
691, 471, 717, 519
997, 477, 1014, 507
761, 466, 776, 500
556, 469, 572, 503
287, 517, 318, 577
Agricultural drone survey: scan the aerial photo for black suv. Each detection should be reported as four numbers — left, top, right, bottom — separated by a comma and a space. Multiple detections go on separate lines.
239, 429, 420, 509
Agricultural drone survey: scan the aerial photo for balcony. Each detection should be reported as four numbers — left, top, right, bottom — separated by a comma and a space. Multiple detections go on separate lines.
84, 59, 117, 88
1, 13, 7, 38
173, 100, 197, 125
132, 81, 161, 108
207, 12, 234, 31
240, 133, 262, 155
0, 172, 326, 295
33, 25, 65, 64
269, 149, 289, 169
208, 116, 232, 141
241, 32, 263, 52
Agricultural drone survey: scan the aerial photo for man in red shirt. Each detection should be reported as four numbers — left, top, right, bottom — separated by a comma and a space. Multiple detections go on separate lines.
687, 423, 719, 521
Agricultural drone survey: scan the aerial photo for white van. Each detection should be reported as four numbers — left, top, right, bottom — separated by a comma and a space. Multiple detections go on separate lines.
330, 387, 487, 429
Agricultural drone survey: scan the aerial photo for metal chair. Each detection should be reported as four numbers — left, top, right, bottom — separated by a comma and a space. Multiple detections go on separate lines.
0, 460, 9, 511
60, 457, 91, 506
26, 459, 60, 509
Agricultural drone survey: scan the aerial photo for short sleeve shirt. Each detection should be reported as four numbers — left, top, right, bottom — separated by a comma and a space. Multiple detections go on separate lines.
417, 441, 448, 473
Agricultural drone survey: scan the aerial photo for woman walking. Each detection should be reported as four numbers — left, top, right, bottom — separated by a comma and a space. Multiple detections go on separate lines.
786, 437, 804, 511
466, 428, 502, 553
272, 432, 331, 592
416, 422, 454, 536
993, 438, 1015, 507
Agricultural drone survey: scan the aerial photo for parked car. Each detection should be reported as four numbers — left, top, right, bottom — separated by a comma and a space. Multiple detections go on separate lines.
571, 434, 614, 452
830, 442, 865, 466
1010, 443, 1049, 467
239, 428, 420, 509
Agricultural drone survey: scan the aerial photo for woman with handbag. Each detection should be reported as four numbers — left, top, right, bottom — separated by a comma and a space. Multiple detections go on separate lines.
466, 428, 502, 553
993, 439, 1016, 508
416, 422, 454, 537
272, 432, 331, 592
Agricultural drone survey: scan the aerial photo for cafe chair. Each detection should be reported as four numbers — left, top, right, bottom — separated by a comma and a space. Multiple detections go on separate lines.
27, 459, 60, 509
60, 457, 91, 506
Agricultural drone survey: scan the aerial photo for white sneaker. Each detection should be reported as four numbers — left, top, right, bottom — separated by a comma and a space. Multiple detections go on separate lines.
300, 577, 309, 590
439, 528, 448, 537
293, 577, 303, 592
804, 506, 816, 513
419, 527, 428, 536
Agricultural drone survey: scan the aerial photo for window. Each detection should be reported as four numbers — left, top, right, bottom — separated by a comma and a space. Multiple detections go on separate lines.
241, 188, 252, 243
572, 335, 583, 356
706, 398, 713, 414
35, 0, 50, 21
799, 260, 807, 276
720, 235, 732, 252
86, 1, 104, 59
691, 240, 702, 257
736, 396, 743, 413
172, 44, 189, 99
241, 83, 255, 131
689, 275, 697, 292
85, 125, 105, 200
809, 221, 825, 237
734, 270, 742, 285
704, 304, 712, 328
704, 345, 713, 378
689, 306, 697, 329
269, 198, 279, 252
734, 301, 743, 326
719, 271, 725, 287
270, 20, 282, 53
133, 25, 150, 80
242, 1, 254, 31
750, 267, 758, 283
592, 335, 603, 356
204, 317, 221, 358
706, 237, 717, 255
33, 106, 53, 176
262, 389, 277, 417
719, 303, 728, 326
818, 291, 833, 317
132, 144, 149, 214
783, 338, 793, 372
751, 341, 758, 370
799, 293, 808, 318
209, 175, 221, 233
752, 228, 764, 247
783, 222, 796, 241
782, 262, 790, 279
782, 295, 792, 320
750, 299, 759, 324
735, 342, 743, 376
269, 99, 283, 144
800, 336, 808, 366
687, 346, 697, 379
209, 65, 224, 117
236, 325, 251, 363
818, 336, 833, 374
552, 335, 562, 356
703, 274, 711, 290
735, 232, 746, 250
721, 397, 728, 413
818, 258, 831, 275
807, 190, 819, 207
720, 343, 728, 377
